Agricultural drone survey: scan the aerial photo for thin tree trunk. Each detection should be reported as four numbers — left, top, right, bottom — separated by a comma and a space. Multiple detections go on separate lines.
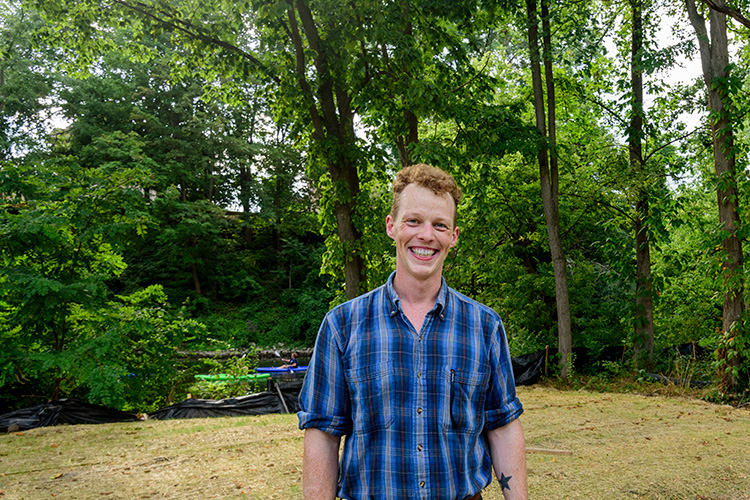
239, 166, 253, 244
527, 0, 573, 378
274, 175, 282, 253
395, 4, 418, 167
630, 0, 655, 367
192, 261, 202, 295
291, 0, 365, 298
634, 198, 655, 365
396, 108, 418, 167
190, 235, 202, 294
686, 0, 745, 389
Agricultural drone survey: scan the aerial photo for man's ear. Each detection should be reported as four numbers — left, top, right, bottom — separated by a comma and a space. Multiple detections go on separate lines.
450, 226, 460, 248
386, 214, 396, 240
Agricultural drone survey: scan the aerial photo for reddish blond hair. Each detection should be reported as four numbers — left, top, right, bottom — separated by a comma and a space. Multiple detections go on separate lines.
390, 164, 462, 226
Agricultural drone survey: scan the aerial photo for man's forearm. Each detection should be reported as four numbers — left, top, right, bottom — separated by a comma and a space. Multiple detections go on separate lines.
303, 428, 341, 500
487, 418, 528, 500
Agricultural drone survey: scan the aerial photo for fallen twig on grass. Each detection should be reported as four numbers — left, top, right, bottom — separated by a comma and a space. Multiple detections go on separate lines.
525, 447, 573, 455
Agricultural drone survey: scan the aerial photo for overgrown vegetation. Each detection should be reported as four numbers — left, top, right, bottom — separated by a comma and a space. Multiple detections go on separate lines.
2, 0, 750, 413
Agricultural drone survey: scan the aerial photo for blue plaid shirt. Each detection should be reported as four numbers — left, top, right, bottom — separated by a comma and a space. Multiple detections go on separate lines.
298, 273, 524, 500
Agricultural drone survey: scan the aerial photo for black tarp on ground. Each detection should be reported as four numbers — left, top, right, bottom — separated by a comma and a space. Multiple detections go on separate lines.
667, 342, 710, 359
646, 373, 713, 387
511, 350, 546, 386
149, 379, 305, 420
0, 399, 138, 433
271, 379, 303, 413
510, 345, 713, 388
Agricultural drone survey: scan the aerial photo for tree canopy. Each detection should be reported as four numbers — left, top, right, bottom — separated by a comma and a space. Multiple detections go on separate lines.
2, 0, 750, 411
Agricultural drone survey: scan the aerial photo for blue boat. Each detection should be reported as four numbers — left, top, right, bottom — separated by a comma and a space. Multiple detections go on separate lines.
256, 365, 308, 374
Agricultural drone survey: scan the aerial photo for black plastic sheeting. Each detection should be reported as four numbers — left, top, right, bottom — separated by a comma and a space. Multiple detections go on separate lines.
510, 342, 711, 386
511, 350, 547, 386
511, 346, 602, 385
0, 399, 138, 433
646, 373, 713, 388
149, 379, 304, 420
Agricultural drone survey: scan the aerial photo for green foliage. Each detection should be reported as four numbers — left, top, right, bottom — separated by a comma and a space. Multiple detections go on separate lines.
718, 315, 750, 390
0, 158, 203, 411
64, 285, 204, 412
1, 0, 749, 417
0, 3, 55, 159
0, 158, 151, 347
240, 254, 336, 347
186, 349, 265, 400
651, 185, 722, 348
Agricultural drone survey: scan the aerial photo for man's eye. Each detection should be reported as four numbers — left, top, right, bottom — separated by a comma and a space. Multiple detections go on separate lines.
434, 223, 448, 230
406, 219, 419, 225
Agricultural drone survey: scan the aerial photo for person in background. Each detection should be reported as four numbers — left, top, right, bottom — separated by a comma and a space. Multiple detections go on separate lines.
281, 352, 298, 369
298, 163, 528, 500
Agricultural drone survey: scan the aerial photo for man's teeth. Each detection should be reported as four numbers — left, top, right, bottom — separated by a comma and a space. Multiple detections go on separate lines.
412, 248, 436, 257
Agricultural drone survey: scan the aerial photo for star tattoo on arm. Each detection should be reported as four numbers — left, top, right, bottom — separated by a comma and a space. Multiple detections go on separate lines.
498, 472, 512, 491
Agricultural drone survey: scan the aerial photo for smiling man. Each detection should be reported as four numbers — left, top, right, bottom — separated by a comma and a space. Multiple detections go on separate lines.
298, 164, 528, 500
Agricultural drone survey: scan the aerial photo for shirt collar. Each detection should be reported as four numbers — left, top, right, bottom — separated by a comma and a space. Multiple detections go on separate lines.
386, 272, 448, 321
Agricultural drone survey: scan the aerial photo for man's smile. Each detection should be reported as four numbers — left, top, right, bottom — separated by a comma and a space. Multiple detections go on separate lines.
410, 247, 437, 258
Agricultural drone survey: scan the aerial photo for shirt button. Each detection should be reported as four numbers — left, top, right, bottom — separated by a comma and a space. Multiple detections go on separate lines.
419, 481, 426, 488
417, 407, 422, 414
417, 444, 423, 451
417, 371, 422, 378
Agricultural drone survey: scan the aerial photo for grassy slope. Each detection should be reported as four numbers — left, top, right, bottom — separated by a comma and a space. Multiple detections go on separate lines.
0, 386, 748, 500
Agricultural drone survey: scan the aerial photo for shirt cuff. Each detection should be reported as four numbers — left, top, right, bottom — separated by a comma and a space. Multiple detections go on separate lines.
297, 410, 352, 437
484, 398, 524, 431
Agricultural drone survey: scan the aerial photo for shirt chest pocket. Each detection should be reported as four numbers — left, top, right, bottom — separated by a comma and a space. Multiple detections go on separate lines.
345, 363, 395, 435
443, 368, 488, 434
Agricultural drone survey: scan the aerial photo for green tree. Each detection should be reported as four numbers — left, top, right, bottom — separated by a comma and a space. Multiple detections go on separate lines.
686, 0, 747, 390
524, 0, 574, 378
0, 157, 202, 409
29, 0, 519, 299
54, 30, 265, 301
0, 1, 54, 160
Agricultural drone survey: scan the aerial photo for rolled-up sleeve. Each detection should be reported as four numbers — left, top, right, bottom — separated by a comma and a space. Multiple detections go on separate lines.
484, 319, 524, 430
298, 310, 353, 437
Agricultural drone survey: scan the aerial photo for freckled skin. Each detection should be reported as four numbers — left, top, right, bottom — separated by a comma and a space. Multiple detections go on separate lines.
385, 183, 459, 293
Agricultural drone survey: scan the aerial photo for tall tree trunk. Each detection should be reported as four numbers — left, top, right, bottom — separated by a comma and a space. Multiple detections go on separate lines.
328, 157, 364, 298
239, 166, 253, 244
630, 0, 655, 367
527, 0, 573, 378
394, 4, 418, 167
633, 197, 655, 366
274, 175, 282, 253
190, 235, 202, 294
291, 0, 365, 298
686, 0, 745, 389
192, 261, 202, 295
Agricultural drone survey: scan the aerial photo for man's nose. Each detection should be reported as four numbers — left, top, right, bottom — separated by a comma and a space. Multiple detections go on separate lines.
417, 222, 435, 240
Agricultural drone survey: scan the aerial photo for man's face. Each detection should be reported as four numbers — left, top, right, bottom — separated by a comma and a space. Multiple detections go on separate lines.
386, 183, 459, 285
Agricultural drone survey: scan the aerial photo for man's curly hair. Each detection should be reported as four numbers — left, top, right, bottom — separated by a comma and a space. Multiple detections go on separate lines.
390, 164, 463, 226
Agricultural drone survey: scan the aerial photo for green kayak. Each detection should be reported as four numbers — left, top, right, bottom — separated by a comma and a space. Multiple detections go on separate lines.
194, 373, 271, 382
